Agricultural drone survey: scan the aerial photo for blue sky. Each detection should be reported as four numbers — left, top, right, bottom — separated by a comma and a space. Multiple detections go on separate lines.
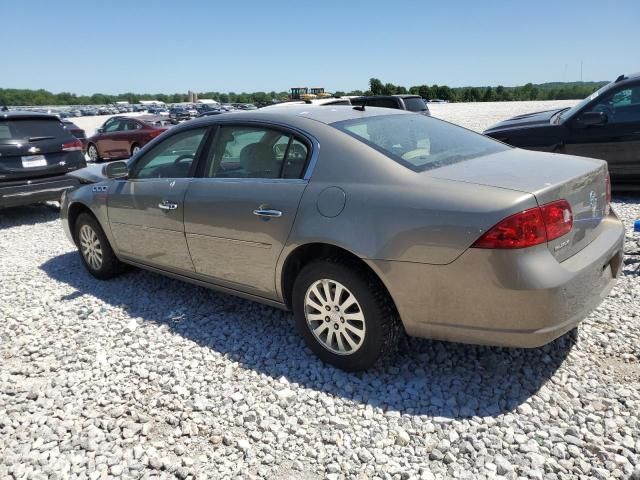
2, 0, 639, 94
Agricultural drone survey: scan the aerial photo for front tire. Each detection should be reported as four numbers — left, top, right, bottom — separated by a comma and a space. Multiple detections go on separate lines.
131, 144, 141, 157
292, 259, 401, 371
74, 213, 123, 279
87, 143, 101, 163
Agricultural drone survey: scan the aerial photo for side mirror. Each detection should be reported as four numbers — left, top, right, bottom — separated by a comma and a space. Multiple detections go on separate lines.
103, 161, 129, 179
578, 111, 608, 127
97, 127, 105, 133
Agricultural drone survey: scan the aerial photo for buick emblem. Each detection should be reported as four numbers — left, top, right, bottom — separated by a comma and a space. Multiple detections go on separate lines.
589, 191, 598, 217
28, 146, 40, 154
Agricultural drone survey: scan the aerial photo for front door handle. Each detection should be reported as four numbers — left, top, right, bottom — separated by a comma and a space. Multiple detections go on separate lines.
253, 208, 283, 218
158, 200, 178, 210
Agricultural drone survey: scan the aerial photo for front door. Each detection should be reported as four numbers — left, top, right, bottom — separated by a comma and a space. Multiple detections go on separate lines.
564, 83, 640, 186
107, 127, 208, 273
97, 119, 122, 159
184, 124, 311, 299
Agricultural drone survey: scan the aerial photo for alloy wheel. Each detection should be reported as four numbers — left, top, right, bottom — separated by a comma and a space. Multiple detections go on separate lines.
79, 224, 103, 270
304, 279, 366, 355
132, 145, 140, 156
88, 145, 98, 162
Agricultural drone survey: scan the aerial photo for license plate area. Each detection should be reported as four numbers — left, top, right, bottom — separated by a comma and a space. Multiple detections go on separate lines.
21, 155, 47, 168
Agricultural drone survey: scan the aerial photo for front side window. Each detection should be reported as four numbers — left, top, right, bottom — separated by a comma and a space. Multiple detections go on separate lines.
586, 84, 640, 124
130, 128, 206, 179
203, 126, 309, 179
104, 120, 121, 132
332, 114, 508, 172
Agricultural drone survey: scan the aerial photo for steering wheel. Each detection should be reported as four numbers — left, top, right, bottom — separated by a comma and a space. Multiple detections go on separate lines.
173, 154, 194, 165
592, 101, 615, 119
401, 148, 431, 161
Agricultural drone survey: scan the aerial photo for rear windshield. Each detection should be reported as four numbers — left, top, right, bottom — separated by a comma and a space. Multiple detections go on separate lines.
332, 114, 509, 172
0, 118, 68, 143
403, 97, 428, 112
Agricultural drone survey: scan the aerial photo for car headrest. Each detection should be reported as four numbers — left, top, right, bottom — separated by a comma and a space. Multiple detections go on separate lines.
246, 143, 279, 177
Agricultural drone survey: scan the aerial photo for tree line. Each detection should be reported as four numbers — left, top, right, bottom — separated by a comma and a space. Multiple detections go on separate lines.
359, 78, 607, 102
0, 78, 607, 106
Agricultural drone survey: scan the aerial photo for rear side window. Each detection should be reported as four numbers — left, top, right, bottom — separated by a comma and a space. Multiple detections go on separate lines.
203, 125, 309, 179
332, 114, 509, 172
402, 97, 428, 112
0, 119, 68, 142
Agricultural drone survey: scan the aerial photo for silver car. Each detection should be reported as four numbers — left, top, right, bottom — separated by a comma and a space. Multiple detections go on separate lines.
60, 106, 625, 370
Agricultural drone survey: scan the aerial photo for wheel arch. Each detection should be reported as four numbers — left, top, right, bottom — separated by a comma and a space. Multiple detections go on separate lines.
67, 202, 98, 244
279, 242, 399, 316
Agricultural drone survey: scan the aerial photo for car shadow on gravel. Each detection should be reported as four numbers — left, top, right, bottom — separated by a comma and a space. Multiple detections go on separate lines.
0, 203, 60, 229
41, 251, 576, 419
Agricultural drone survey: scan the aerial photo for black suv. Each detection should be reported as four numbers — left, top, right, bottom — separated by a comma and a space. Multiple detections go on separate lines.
484, 72, 640, 189
0, 112, 86, 208
350, 95, 430, 115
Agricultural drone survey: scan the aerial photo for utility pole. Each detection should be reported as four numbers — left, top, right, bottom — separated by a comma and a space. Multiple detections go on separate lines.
580, 60, 583, 82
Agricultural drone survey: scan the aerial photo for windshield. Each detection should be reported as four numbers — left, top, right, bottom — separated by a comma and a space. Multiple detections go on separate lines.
332, 114, 509, 172
0, 118, 67, 143
403, 97, 428, 112
556, 82, 612, 123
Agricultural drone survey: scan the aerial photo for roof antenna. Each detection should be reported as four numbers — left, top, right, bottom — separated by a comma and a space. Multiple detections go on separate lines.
353, 100, 366, 111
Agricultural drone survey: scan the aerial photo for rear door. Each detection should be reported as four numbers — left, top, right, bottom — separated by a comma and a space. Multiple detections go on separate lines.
564, 82, 640, 185
107, 127, 208, 273
183, 124, 311, 299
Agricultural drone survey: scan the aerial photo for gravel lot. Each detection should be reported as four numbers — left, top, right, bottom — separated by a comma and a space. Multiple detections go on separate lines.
1, 102, 639, 480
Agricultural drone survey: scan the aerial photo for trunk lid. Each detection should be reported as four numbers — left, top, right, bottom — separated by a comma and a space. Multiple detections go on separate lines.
425, 148, 609, 261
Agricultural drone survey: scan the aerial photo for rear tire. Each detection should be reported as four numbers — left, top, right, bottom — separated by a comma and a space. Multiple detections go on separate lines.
292, 258, 401, 371
74, 213, 124, 279
131, 144, 141, 157
87, 143, 101, 163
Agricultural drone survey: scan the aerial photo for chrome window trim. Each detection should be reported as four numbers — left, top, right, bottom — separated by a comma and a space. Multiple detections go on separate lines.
187, 177, 307, 185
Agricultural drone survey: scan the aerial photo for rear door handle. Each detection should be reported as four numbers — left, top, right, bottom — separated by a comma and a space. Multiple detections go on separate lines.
158, 200, 178, 210
253, 208, 283, 218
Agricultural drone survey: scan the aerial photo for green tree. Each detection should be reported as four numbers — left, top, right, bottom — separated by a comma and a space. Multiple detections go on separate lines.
369, 78, 384, 95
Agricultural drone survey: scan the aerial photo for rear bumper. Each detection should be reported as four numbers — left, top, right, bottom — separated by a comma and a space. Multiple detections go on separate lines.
0, 176, 79, 208
368, 211, 625, 348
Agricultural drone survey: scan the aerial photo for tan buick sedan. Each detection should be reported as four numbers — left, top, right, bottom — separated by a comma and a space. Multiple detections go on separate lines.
60, 106, 625, 370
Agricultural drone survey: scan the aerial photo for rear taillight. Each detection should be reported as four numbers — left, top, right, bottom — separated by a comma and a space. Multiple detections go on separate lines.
472, 207, 547, 249
605, 172, 611, 214
61, 139, 83, 152
472, 200, 573, 249
540, 199, 573, 241
147, 129, 166, 140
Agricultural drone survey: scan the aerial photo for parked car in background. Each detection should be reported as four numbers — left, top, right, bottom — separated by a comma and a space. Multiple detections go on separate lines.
62, 120, 87, 152
61, 106, 623, 370
262, 98, 352, 109
169, 107, 191, 123
197, 110, 227, 118
350, 95, 430, 115
0, 111, 85, 208
147, 106, 169, 116
86, 116, 168, 162
484, 72, 640, 190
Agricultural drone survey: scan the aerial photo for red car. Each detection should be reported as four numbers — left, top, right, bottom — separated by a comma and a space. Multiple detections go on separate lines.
86, 116, 170, 162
